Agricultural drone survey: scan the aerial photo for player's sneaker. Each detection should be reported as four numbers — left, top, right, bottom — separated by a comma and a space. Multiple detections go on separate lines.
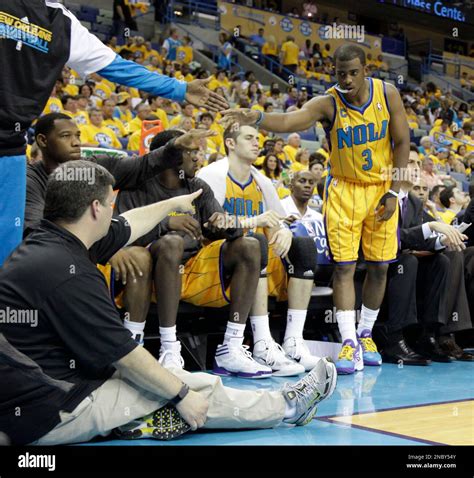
335, 339, 364, 375
357, 329, 382, 366
253, 339, 305, 377
282, 336, 320, 371
282, 357, 337, 426
114, 404, 190, 440
158, 341, 185, 370
213, 343, 272, 379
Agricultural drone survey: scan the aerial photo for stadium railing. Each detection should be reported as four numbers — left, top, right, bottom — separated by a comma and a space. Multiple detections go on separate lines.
427, 70, 474, 103
170, 23, 244, 75
166, 0, 220, 30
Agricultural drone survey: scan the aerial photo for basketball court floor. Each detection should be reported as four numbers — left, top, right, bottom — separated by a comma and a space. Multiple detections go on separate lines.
83, 358, 474, 446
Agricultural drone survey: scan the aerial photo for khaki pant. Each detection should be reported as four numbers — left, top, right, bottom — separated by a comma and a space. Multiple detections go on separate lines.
31, 369, 286, 445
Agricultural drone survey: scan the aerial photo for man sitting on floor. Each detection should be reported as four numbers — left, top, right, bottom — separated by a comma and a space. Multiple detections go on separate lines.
0, 161, 337, 445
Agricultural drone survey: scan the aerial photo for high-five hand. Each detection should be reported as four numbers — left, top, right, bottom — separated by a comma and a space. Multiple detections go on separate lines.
218, 108, 260, 130
185, 78, 229, 112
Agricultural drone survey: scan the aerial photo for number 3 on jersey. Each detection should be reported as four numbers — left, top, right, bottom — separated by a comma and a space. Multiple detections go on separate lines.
362, 149, 373, 171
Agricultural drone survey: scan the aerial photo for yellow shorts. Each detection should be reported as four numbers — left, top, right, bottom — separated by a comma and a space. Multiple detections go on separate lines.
181, 239, 230, 308
323, 176, 399, 263
98, 241, 231, 309
97, 263, 125, 307
97, 263, 113, 290
99, 240, 289, 307
266, 243, 289, 302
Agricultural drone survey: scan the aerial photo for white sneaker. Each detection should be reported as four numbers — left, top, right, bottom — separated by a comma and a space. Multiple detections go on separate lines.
213, 343, 272, 379
283, 337, 321, 371
283, 357, 337, 426
158, 341, 185, 370
253, 339, 305, 377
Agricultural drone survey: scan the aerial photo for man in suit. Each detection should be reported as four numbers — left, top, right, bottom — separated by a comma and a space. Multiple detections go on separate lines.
412, 178, 445, 224
381, 145, 472, 364
461, 196, 474, 248
412, 173, 474, 361
463, 194, 474, 321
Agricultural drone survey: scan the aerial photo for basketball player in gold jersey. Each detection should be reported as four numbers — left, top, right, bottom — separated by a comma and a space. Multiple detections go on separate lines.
221, 44, 410, 374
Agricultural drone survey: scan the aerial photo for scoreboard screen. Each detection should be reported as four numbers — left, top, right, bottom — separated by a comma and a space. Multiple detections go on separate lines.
377, 0, 472, 24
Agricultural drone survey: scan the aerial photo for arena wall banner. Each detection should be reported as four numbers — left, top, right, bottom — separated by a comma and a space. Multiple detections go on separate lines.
218, 1, 383, 58
443, 52, 474, 79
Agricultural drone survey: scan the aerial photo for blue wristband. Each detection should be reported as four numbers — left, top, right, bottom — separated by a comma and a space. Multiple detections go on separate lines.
255, 110, 265, 126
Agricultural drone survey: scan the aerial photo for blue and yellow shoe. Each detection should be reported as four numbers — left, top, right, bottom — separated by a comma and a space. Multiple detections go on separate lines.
357, 329, 382, 366
335, 339, 364, 375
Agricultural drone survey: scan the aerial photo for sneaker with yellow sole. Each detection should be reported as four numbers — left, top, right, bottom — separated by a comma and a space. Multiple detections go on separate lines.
335, 339, 364, 375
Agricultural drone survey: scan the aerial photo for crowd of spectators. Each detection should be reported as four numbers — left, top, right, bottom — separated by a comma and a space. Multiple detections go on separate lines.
30, 28, 473, 218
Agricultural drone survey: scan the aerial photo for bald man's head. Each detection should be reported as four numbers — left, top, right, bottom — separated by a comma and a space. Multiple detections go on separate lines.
412, 177, 429, 205
290, 171, 316, 203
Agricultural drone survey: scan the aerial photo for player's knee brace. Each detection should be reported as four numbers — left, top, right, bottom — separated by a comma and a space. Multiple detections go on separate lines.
250, 233, 269, 277
287, 236, 317, 280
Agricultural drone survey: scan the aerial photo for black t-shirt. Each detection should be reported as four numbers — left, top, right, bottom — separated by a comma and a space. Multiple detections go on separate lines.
0, 1, 116, 155
115, 176, 240, 260
0, 217, 137, 445
24, 140, 181, 235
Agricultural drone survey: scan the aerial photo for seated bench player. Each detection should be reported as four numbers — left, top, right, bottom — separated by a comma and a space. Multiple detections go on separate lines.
115, 129, 275, 378
25, 113, 215, 339
198, 124, 321, 376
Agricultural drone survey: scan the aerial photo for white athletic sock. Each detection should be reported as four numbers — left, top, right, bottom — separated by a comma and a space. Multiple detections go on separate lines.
357, 305, 379, 335
250, 315, 272, 342
223, 321, 246, 346
336, 310, 357, 345
159, 325, 177, 346
284, 309, 307, 341
124, 318, 146, 344
284, 400, 297, 419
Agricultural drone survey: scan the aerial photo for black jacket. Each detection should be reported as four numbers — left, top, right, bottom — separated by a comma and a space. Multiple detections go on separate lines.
24, 141, 182, 235
400, 193, 438, 252
0, 0, 116, 155
463, 198, 474, 248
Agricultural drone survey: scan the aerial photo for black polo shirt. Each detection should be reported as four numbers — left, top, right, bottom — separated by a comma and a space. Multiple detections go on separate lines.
0, 217, 137, 445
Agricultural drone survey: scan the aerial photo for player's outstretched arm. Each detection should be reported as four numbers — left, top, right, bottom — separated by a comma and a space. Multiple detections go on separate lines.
62, 5, 228, 112
220, 95, 333, 133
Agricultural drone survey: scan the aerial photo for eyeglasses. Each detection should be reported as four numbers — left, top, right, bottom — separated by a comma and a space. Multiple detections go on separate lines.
183, 148, 200, 157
